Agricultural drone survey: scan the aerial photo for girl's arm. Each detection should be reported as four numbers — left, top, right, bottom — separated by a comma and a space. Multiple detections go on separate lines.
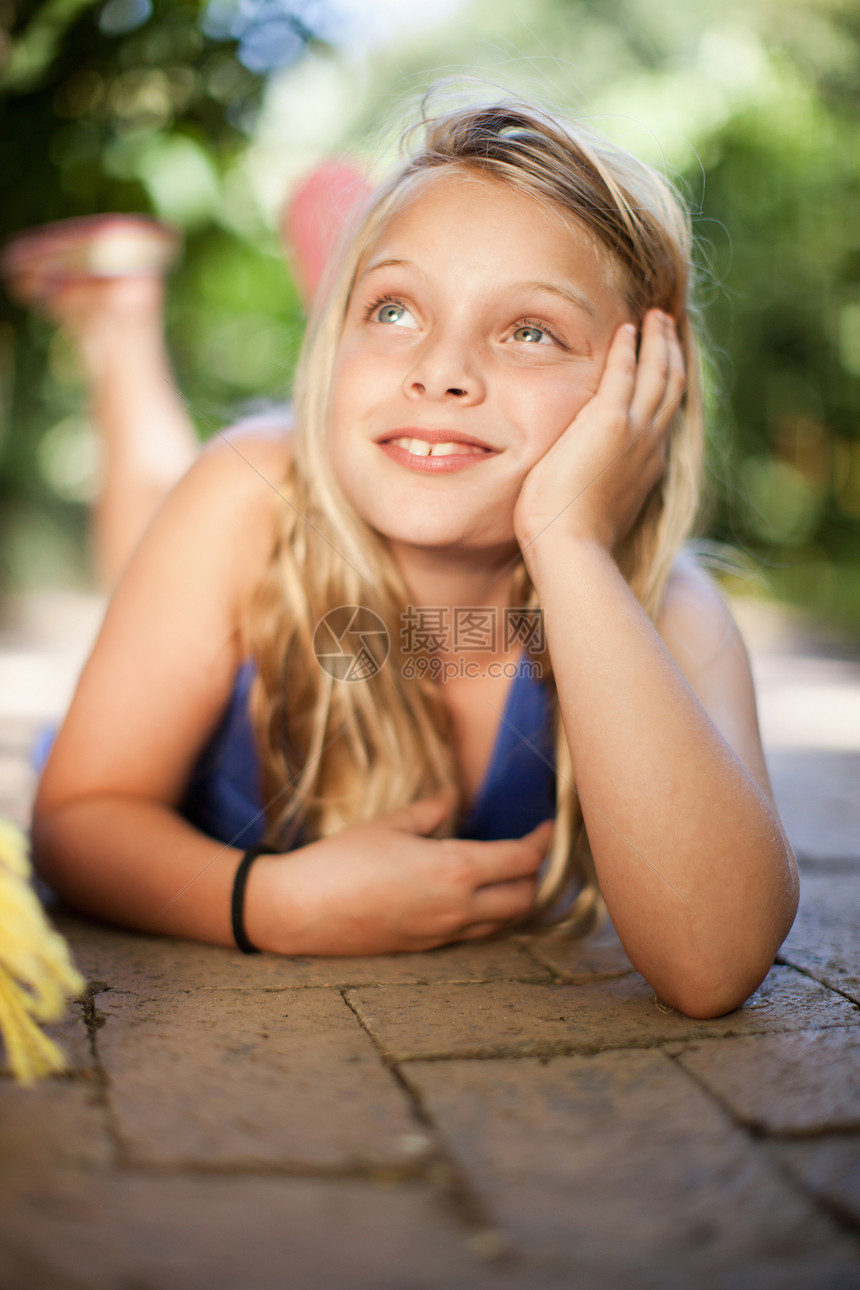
515, 313, 798, 1019
31, 427, 293, 943
33, 794, 246, 947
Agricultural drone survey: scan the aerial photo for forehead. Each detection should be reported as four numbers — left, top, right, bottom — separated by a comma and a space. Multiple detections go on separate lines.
357, 169, 621, 295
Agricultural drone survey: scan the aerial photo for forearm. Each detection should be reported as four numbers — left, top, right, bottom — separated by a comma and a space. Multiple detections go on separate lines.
31, 794, 244, 948
526, 538, 797, 1016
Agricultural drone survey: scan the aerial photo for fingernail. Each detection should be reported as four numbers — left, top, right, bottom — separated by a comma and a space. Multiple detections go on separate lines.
622, 323, 637, 338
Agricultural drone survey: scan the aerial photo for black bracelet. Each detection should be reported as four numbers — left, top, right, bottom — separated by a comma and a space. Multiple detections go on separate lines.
231, 844, 278, 954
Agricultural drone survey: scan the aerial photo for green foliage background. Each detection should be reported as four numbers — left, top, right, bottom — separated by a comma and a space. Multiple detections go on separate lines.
1, 0, 858, 626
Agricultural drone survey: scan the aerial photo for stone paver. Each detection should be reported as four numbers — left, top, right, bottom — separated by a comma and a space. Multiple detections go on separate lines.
2, 591, 860, 1287
778, 868, 860, 1004
670, 1027, 860, 1134
654, 1266, 860, 1290
55, 910, 551, 993
93, 986, 426, 1168
0, 1171, 519, 1290
347, 965, 858, 1061
404, 1049, 855, 1272
0, 1079, 111, 1176
769, 1135, 860, 1228
518, 918, 636, 980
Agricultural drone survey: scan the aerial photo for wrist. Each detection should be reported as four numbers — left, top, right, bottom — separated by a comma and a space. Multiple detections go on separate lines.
518, 525, 615, 586
237, 849, 283, 954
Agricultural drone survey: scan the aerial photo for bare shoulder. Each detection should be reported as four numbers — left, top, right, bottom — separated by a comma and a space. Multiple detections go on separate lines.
196, 422, 295, 623
656, 551, 775, 801
656, 550, 742, 679
203, 406, 295, 478
199, 418, 295, 491
138, 421, 296, 634
35, 423, 295, 813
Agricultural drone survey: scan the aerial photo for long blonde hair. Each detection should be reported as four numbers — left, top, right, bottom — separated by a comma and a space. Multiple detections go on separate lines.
242, 90, 704, 934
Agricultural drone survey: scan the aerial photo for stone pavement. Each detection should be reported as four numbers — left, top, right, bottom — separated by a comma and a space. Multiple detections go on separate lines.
0, 591, 858, 1290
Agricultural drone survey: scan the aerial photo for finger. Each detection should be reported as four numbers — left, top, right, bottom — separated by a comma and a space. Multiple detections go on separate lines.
469, 876, 537, 923
662, 318, 687, 423
647, 318, 687, 467
520, 817, 555, 857
450, 818, 554, 885
454, 921, 507, 942
593, 321, 638, 412
629, 309, 671, 433
520, 817, 554, 840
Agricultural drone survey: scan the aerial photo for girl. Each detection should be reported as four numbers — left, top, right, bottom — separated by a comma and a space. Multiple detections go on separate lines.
30, 91, 798, 1019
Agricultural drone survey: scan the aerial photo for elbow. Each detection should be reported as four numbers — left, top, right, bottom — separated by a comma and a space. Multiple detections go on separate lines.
30, 796, 81, 891
657, 861, 801, 1021
29, 803, 64, 888
655, 950, 782, 1020
663, 984, 756, 1020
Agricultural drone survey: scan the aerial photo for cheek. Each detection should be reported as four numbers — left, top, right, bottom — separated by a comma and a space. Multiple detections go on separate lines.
515, 367, 603, 450
328, 352, 367, 440
330, 345, 392, 421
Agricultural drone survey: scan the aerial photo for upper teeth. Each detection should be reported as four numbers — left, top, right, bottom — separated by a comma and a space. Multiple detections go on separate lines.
389, 437, 482, 457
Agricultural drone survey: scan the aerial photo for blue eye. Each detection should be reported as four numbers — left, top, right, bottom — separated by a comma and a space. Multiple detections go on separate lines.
511, 322, 552, 344
370, 298, 418, 328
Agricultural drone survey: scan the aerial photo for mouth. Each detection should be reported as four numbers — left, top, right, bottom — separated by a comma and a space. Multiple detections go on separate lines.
376, 429, 498, 475
376, 428, 497, 458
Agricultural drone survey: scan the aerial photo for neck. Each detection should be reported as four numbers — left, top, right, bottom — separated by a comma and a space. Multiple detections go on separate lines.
387, 538, 525, 660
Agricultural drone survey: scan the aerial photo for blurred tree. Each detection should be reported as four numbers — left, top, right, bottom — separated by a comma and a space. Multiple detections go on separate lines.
0, 0, 336, 587
690, 4, 860, 624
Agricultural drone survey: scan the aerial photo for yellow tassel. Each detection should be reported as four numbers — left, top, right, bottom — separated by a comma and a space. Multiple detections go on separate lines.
0, 817, 86, 1086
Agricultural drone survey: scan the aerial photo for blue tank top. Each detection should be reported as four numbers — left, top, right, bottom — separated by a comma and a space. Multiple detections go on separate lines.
177, 654, 556, 849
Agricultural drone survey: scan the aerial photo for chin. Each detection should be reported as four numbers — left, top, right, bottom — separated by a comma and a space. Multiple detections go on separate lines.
375, 518, 471, 550
384, 519, 517, 560
341, 483, 516, 556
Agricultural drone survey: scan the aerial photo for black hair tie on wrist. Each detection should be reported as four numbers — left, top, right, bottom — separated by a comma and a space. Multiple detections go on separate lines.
231, 844, 278, 954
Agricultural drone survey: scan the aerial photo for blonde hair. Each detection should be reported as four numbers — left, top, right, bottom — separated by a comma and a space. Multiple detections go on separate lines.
242, 90, 704, 935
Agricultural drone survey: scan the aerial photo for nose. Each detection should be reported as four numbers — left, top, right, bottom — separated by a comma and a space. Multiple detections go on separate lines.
403, 334, 485, 404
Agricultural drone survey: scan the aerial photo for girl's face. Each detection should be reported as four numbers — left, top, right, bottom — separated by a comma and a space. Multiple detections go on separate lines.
328, 172, 631, 557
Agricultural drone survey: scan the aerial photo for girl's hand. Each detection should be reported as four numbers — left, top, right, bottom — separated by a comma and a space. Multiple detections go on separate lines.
248, 790, 555, 956
513, 308, 686, 555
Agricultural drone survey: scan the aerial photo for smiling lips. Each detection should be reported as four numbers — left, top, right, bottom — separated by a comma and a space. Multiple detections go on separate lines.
377, 428, 497, 473
388, 436, 478, 458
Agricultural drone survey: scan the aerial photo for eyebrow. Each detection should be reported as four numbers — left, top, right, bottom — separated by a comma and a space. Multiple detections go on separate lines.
356, 257, 412, 284
512, 280, 597, 318
356, 261, 597, 319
